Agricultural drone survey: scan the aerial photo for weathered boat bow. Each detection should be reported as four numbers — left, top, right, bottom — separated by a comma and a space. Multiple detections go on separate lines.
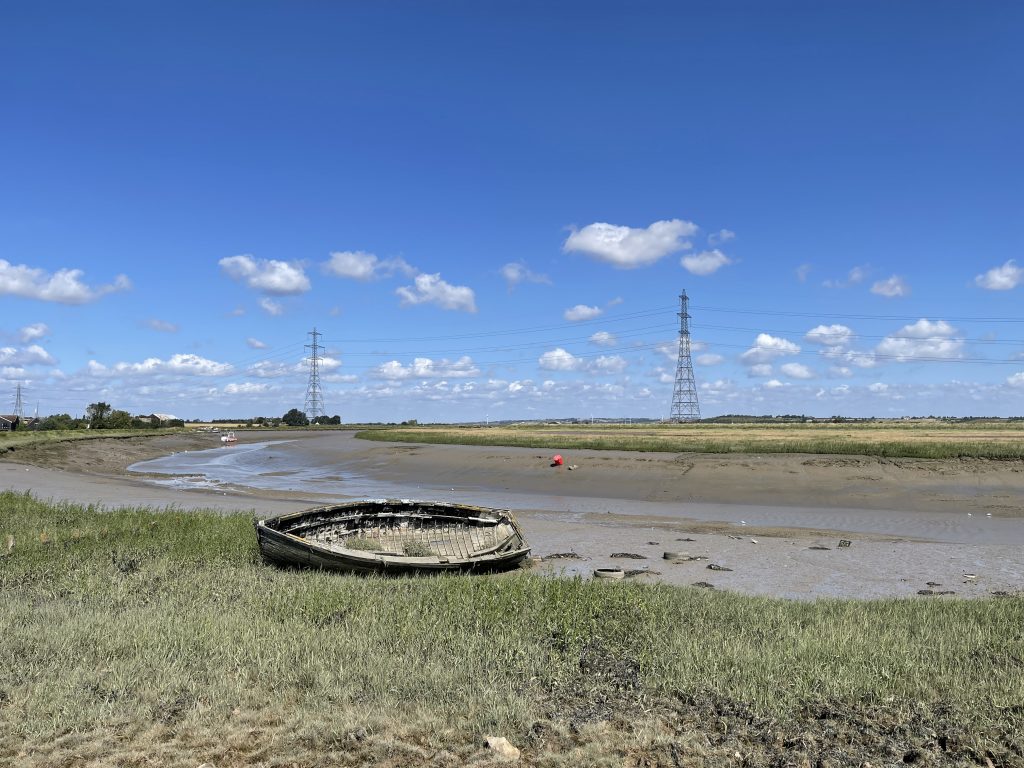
255, 499, 531, 575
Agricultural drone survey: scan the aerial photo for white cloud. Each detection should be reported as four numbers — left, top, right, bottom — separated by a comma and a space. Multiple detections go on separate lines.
259, 297, 284, 316
823, 266, 868, 289
708, 229, 735, 245
681, 249, 732, 276
589, 331, 617, 347
396, 273, 477, 313
323, 251, 414, 281
795, 264, 812, 283
0, 259, 131, 304
763, 379, 786, 389
246, 337, 268, 349
538, 348, 584, 371
501, 262, 550, 289
0, 345, 56, 366
975, 260, 1023, 291
1008, 372, 1024, 388
591, 355, 627, 374
564, 304, 603, 322
868, 382, 889, 393
146, 318, 179, 333
876, 319, 964, 361
19, 323, 49, 342
247, 361, 292, 378
748, 364, 773, 377
563, 219, 697, 268
740, 333, 801, 364
871, 275, 909, 298
219, 255, 310, 295
371, 356, 480, 380
830, 366, 853, 378
806, 324, 854, 347
696, 353, 724, 365
224, 382, 272, 395
88, 353, 233, 377
780, 362, 814, 379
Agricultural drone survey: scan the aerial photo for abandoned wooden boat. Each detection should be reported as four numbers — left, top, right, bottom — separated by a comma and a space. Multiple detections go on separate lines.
255, 499, 531, 574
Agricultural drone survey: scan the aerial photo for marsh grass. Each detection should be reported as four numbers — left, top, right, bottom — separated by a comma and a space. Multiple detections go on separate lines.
355, 421, 1024, 459
1, 490, 1022, 766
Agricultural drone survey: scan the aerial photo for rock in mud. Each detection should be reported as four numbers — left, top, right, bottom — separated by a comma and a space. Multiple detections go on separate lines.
610, 552, 646, 559
484, 735, 521, 760
707, 563, 733, 571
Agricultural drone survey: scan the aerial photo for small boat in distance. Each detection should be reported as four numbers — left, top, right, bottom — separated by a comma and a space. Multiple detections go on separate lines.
255, 499, 531, 575
220, 431, 237, 444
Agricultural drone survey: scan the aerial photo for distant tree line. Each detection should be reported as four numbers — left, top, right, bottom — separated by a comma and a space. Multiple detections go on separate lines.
30, 402, 185, 431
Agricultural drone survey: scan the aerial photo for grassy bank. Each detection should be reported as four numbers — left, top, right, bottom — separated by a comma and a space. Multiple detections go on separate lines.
0, 427, 182, 455
355, 421, 1024, 459
1, 491, 1022, 767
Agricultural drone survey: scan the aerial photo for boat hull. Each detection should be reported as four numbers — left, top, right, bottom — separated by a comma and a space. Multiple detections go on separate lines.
255, 499, 531, 575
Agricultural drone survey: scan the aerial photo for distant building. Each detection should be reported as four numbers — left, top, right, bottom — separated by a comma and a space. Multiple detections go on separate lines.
0, 415, 20, 431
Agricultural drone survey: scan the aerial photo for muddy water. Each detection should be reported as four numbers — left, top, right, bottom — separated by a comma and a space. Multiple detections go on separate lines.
128, 436, 1024, 546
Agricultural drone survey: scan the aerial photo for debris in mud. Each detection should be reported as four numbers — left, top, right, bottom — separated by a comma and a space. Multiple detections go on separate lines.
808, 545, 830, 550
676, 537, 696, 542
692, 581, 715, 589
664, 552, 708, 562
926, 581, 942, 587
610, 552, 646, 559
567, 464, 578, 470
727, 534, 743, 540
544, 552, 582, 560
624, 569, 661, 577
647, 541, 660, 545
707, 563, 732, 571
838, 539, 852, 548
917, 589, 956, 596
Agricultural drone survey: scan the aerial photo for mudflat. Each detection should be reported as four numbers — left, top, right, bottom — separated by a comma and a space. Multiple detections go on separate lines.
2, 429, 1023, 598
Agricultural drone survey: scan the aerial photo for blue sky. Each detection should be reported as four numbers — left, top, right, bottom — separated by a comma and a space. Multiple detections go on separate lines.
2, 1, 1022, 421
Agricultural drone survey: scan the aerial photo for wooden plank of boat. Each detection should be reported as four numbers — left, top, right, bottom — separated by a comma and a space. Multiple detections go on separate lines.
255, 498, 531, 575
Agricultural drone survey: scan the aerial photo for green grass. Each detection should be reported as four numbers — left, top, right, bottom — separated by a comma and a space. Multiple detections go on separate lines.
355, 423, 1024, 459
1, 490, 1022, 765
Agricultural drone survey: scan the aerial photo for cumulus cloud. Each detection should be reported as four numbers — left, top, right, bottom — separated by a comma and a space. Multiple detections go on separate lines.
18, 323, 49, 343
806, 324, 854, 347
396, 273, 477, 313
1008, 372, 1024, 388
371, 356, 479, 380
145, 318, 178, 333
696, 353, 724, 365
681, 249, 732, 276
563, 219, 697, 268
538, 348, 584, 371
259, 297, 284, 316
763, 379, 786, 389
708, 229, 735, 245
246, 337, 268, 349
219, 255, 310, 295
975, 260, 1023, 291
501, 262, 550, 289
88, 353, 233, 377
871, 275, 909, 298
0, 259, 131, 304
740, 333, 801, 364
747, 363, 773, 377
589, 331, 616, 347
323, 251, 414, 281
780, 362, 814, 379
0, 345, 56, 366
564, 304, 603, 322
876, 319, 964, 361
224, 382, 272, 395
868, 382, 889, 393
591, 355, 627, 374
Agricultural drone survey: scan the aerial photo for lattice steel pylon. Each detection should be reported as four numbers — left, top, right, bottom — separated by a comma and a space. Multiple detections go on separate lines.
303, 328, 325, 422
669, 290, 701, 422
13, 383, 24, 420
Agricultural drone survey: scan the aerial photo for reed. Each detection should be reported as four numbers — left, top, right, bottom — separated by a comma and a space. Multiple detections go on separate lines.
1, 490, 1021, 767
355, 422, 1024, 459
